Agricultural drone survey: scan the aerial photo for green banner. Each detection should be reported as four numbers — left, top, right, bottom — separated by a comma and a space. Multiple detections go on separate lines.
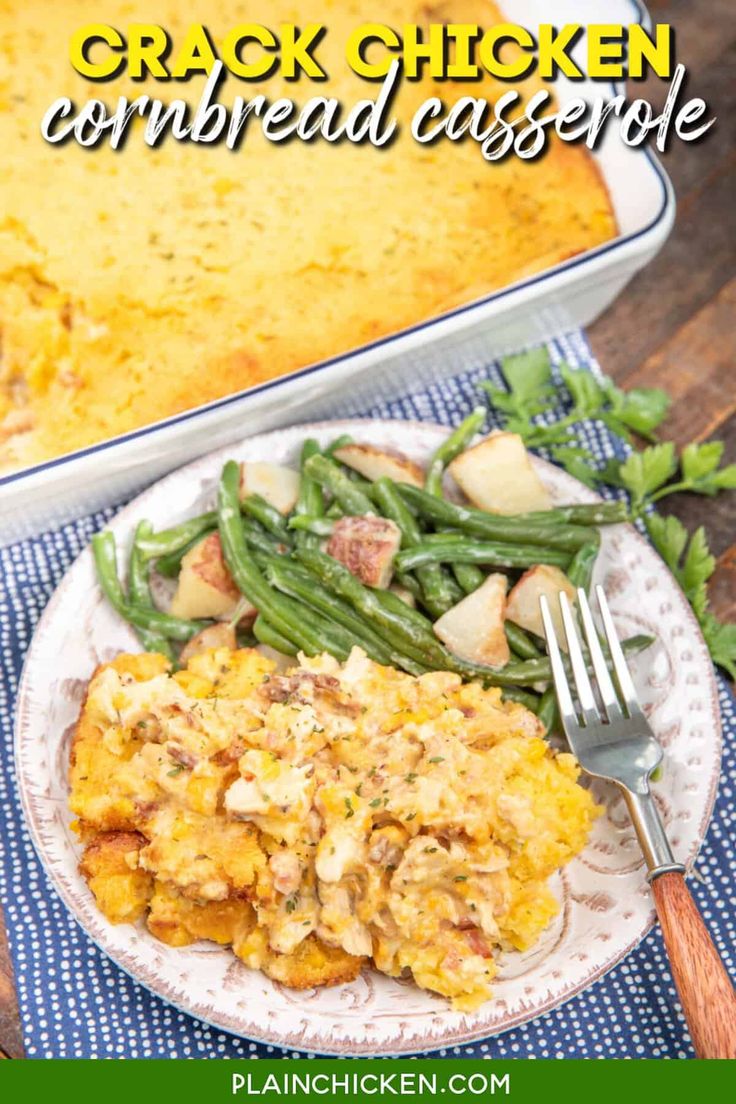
0, 1056, 732, 1100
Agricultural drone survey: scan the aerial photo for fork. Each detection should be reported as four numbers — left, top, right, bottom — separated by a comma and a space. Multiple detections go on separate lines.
540, 585, 736, 1059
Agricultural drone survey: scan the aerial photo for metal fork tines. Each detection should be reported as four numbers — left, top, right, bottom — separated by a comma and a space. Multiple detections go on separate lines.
539, 585, 685, 880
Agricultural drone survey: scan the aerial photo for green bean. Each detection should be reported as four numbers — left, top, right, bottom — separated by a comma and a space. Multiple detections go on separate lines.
128, 522, 157, 607
137, 511, 218, 561
372, 477, 460, 617
92, 531, 130, 617
394, 572, 423, 602
395, 540, 570, 572
566, 540, 600, 594
325, 501, 344, 519
241, 518, 288, 556
475, 633, 654, 687
293, 546, 509, 679
501, 687, 541, 711
125, 607, 209, 642
296, 545, 653, 684
295, 546, 447, 654
295, 608, 355, 660
294, 439, 324, 550
263, 557, 427, 675
371, 478, 421, 549
525, 501, 628, 527
303, 454, 374, 515
450, 562, 485, 595
441, 573, 465, 603
259, 599, 353, 661
325, 434, 354, 456
397, 484, 598, 551
253, 616, 299, 656
411, 574, 459, 619
425, 407, 485, 496
288, 515, 335, 537
128, 523, 175, 659
236, 626, 259, 649
298, 446, 323, 506
218, 461, 353, 657
505, 621, 543, 661
537, 687, 559, 737
425, 527, 485, 594
369, 583, 441, 634
93, 531, 206, 642
240, 493, 292, 543
154, 532, 212, 578
156, 517, 283, 576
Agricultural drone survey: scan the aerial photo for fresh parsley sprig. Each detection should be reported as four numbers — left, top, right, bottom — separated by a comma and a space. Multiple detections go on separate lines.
645, 515, 736, 679
611, 441, 736, 513
480, 348, 670, 446
479, 348, 735, 678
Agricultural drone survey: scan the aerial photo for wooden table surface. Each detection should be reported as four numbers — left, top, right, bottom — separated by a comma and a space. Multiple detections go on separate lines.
1, 0, 733, 1059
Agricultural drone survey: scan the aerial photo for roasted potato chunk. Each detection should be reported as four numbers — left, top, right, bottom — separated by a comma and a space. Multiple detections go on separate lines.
170, 532, 255, 622
433, 573, 510, 667
326, 515, 401, 588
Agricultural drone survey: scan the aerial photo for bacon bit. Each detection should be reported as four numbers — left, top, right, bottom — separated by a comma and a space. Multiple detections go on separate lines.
168, 745, 198, 769
230, 886, 256, 902
460, 707, 477, 718
464, 928, 492, 958
212, 741, 246, 765
261, 671, 341, 704
326, 516, 401, 588
134, 800, 160, 820
59, 301, 74, 331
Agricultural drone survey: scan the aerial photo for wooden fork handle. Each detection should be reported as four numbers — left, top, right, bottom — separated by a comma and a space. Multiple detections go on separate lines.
651, 871, 736, 1058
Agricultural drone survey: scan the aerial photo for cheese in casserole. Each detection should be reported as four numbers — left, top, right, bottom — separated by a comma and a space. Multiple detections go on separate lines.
70, 646, 599, 1009
0, 0, 615, 473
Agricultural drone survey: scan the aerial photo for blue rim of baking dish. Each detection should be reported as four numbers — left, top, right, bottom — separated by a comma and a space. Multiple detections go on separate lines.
0, 0, 670, 494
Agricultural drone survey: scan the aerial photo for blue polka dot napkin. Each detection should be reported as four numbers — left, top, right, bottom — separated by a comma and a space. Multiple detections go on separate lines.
0, 332, 733, 1059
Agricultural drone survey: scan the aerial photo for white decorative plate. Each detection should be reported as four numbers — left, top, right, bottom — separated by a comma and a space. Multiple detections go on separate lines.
15, 419, 722, 1055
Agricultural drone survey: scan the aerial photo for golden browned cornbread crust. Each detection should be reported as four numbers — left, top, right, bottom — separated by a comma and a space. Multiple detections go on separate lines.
0, 1, 616, 472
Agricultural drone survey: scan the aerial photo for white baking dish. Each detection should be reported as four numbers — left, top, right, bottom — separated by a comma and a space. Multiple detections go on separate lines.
0, 0, 673, 545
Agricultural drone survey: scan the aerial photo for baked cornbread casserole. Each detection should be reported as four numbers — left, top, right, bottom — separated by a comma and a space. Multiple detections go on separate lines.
70, 645, 599, 1008
0, 0, 616, 474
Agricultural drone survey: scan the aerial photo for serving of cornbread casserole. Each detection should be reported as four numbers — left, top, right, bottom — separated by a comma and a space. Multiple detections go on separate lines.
0, 0, 616, 475
70, 645, 599, 1009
